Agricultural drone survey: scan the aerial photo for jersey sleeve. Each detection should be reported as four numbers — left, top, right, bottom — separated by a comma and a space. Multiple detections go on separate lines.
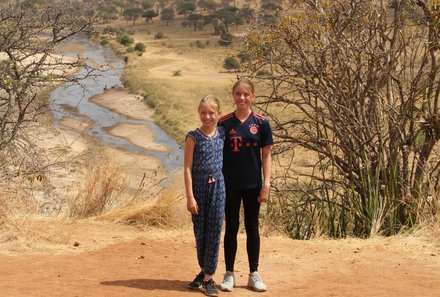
260, 119, 274, 147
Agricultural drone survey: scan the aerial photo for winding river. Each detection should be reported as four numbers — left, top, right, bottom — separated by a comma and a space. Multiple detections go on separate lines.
50, 33, 183, 174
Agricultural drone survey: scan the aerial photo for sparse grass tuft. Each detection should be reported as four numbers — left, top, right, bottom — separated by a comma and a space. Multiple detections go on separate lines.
67, 161, 127, 219
0, 182, 37, 243
99, 190, 189, 229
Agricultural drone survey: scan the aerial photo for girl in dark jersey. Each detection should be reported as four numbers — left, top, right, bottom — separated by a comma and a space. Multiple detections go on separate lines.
184, 95, 226, 297
218, 78, 274, 292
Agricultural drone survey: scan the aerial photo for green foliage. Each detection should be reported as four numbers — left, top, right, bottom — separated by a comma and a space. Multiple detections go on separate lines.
237, 51, 251, 63
143, 9, 158, 23
187, 13, 204, 31
177, 2, 196, 17
223, 56, 240, 70
154, 31, 166, 39
123, 7, 144, 25
134, 42, 146, 52
218, 32, 233, 46
160, 7, 175, 25
195, 40, 205, 48
116, 34, 134, 46
97, 3, 118, 22
103, 26, 123, 35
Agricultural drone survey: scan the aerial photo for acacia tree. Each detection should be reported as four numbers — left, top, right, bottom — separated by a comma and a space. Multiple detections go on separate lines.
0, 1, 97, 181
245, 0, 440, 238
161, 7, 175, 25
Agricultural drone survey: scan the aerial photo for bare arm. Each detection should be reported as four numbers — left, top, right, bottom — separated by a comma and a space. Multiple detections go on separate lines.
184, 136, 199, 215
258, 145, 272, 203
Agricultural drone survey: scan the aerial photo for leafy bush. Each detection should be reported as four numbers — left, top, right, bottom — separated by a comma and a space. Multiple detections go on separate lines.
218, 32, 233, 46
195, 40, 205, 48
223, 56, 240, 70
154, 32, 166, 39
103, 26, 122, 35
238, 51, 251, 63
117, 34, 134, 46
134, 42, 146, 52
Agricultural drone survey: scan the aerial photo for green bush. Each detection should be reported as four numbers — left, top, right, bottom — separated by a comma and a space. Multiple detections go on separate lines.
223, 56, 240, 70
195, 40, 205, 48
117, 34, 134, 46
134, 42, 146, 52
218, 32, 233, 46
154, 32, 166, 40
238, 51, 251, 63
103, 26, 122, 35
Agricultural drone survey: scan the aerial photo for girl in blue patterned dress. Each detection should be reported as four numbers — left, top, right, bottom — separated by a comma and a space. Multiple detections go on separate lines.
184, 95, 225, 297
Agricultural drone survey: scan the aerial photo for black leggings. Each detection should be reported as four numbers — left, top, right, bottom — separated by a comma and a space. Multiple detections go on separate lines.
223, 188, 261, 273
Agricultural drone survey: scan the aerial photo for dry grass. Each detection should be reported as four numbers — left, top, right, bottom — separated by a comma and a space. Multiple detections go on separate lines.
99, 169, 190, 229
67, 160, 128, 219
99, 191, 189, 229
65, 153, 190, 228
0, 181, 38, 244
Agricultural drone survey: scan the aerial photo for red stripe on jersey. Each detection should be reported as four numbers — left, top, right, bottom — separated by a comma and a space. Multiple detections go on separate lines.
253, 112, 266, 120
219, 112, 234, 123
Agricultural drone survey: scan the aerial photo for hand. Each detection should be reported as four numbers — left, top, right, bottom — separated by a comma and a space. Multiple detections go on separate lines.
187, 197, 199, 215
258, 186, 269, 203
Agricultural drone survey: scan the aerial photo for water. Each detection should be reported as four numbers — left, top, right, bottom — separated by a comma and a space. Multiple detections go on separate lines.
50, 33, 183, 174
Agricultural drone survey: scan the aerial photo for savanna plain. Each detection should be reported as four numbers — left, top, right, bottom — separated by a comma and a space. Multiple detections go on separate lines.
1, 4, 440, 297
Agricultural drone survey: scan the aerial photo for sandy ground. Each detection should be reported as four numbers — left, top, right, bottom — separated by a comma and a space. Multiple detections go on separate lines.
1, 222, 440, 297
2, 33, 440, 297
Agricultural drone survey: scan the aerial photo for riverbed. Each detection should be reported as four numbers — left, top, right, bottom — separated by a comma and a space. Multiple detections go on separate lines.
50, 33, 183, 174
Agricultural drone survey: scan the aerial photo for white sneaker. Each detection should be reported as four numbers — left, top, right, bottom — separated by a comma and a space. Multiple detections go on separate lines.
219, 271, 235, 292
248, 271, 267, 292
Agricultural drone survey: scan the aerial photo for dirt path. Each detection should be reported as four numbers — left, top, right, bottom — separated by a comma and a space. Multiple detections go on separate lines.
1, 224, 439, 297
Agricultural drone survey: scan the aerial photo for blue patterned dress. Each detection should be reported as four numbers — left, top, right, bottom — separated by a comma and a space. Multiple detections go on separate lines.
186, 126, 226, 275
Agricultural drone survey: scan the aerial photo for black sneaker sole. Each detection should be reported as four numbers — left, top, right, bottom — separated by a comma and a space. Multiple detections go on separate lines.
187, 284, 202, 290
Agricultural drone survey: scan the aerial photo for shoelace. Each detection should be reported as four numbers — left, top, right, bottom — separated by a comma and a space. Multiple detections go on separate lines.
250, 274, 262, 283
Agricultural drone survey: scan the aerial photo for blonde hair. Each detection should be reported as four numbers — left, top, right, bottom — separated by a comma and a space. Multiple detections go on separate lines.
232, 77, 255, 94
199, 94, 221, 114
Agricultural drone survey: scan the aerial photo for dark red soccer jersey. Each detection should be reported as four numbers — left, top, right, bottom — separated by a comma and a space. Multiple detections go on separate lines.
219, 111, 274, 190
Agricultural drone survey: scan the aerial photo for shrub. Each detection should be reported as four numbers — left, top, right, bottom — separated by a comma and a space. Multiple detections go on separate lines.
134, 42, 146, 52
154, 32, 166, 39
256, 69, 271, 77
238, 51, 251, 63
103, 26, 122, 35
223, 56, 240, 70
195, 40, 205, 48
117, 34, 134, 46
218, 32, 233, 46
